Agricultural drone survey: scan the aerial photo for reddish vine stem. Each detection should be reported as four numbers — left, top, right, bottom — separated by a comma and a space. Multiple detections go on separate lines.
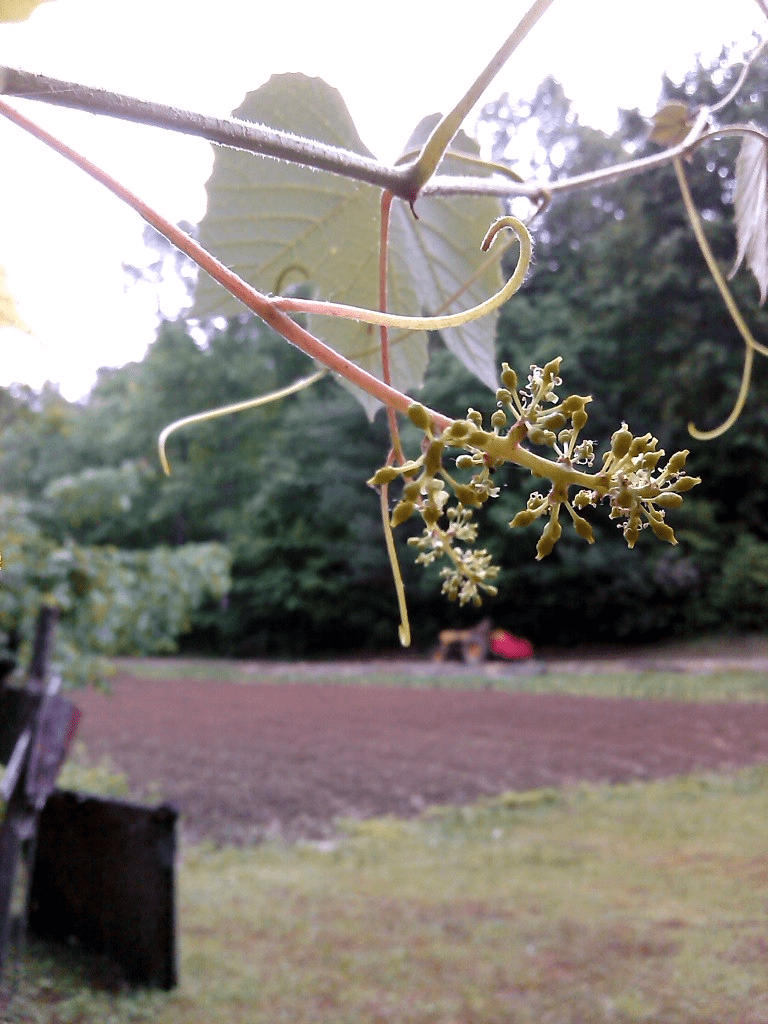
0, 97, 452, 432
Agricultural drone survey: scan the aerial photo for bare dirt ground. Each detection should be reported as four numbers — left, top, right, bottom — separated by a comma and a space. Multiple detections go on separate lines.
70, 647, 768, 844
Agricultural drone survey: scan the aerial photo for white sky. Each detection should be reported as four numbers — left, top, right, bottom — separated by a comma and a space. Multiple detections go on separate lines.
0, 0, 764, 399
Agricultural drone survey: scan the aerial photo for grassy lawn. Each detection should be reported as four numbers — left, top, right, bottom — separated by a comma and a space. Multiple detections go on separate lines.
4, 661, 768, 1023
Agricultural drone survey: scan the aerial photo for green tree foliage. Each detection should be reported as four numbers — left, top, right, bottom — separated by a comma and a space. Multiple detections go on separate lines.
0, 383, 81, 497
0, 327, 240, 682
0, 315, 402, 658
216, 377, 399, 655
474, 52, 768, 643
0, 494, 230, 686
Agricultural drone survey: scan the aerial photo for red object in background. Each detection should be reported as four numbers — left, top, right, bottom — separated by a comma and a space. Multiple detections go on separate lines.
490, 629, 534, 660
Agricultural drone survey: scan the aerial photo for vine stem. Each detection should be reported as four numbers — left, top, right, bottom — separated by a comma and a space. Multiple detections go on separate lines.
272, 217, 532, 330
0, 96, 451, 429
379, 480, 411, 647
0, 97, 682, 505
7, 70, 765, 208
158, 369, 326, 475
0, 0, 558, 205
2, 13, 766, 213
1, 62, 729, 203
410, 0, 558, 189
0, 66, 417, 201
709, 37, 768, 114
0, 93, 621, 502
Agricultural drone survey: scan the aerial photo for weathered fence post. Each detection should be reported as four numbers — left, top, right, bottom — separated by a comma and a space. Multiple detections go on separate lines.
1, 607, 178, 991
0, 607, 81, 981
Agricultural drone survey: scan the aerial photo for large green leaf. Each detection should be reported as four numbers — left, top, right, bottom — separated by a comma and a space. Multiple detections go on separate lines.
193, 75, 503, 416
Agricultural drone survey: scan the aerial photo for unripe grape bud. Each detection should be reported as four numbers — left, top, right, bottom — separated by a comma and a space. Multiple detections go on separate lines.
424, 441, 445, 476
391, 501, 415, 527
408, 403, 432, 431
510, 510, 537, 528
540, 412, 566, 431
454, 484, 480, 506
535, 519, 561, 559
610, 426, 633, 459
422, 502, 441, 527
546, 518, 562, 543
628, 434, 653, 456
613, 488, 634, 510
491, 410, 507, 429
666, 450, 689, 474
535, 533, 555, 559
650, 519, 677, 544
402, 481, 421, 502
455, 455, 475, 469
501, 364, 518, 389
653, 492, 683, 508
572, 514, 595, 543
445, 421, 470, 440
643, 450, 664, 470
624, 525, 639, 548
542, 357, 563, 379
496, 388, 512, 404
572, 409, 588, 432
560, 395, 591, 414
670, 476, 700, 492
527, 426, 556, 446
369, 467, 400, 485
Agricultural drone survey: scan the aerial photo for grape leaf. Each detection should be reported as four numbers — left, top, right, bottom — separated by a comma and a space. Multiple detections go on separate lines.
730, 131, 768, 305
391, 114, 503, 393
193, 74, 503, 416
0, 264, 29, 332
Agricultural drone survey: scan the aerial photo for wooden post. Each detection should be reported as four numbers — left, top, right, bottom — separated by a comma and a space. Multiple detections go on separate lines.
27, 607, 59, 692
0, 606, 79, 981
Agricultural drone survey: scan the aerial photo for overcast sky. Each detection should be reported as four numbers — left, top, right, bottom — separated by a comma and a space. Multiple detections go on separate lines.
0, 0, 764, 399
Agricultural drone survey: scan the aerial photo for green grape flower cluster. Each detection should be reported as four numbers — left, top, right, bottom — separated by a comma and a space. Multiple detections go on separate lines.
368, 403, 501, 607
369, 357, 700, 606
497, 358, 700, 559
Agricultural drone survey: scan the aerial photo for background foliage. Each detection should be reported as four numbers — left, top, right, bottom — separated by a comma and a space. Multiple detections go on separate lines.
2, 50, 767, 665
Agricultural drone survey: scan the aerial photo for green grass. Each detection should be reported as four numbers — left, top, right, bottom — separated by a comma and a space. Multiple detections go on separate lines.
500, 668, 768, 702
7, 766, 768, 1023
111, 655, 768, 702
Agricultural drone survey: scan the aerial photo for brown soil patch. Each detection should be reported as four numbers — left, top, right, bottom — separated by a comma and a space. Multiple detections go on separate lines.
70, 667, 768, 844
